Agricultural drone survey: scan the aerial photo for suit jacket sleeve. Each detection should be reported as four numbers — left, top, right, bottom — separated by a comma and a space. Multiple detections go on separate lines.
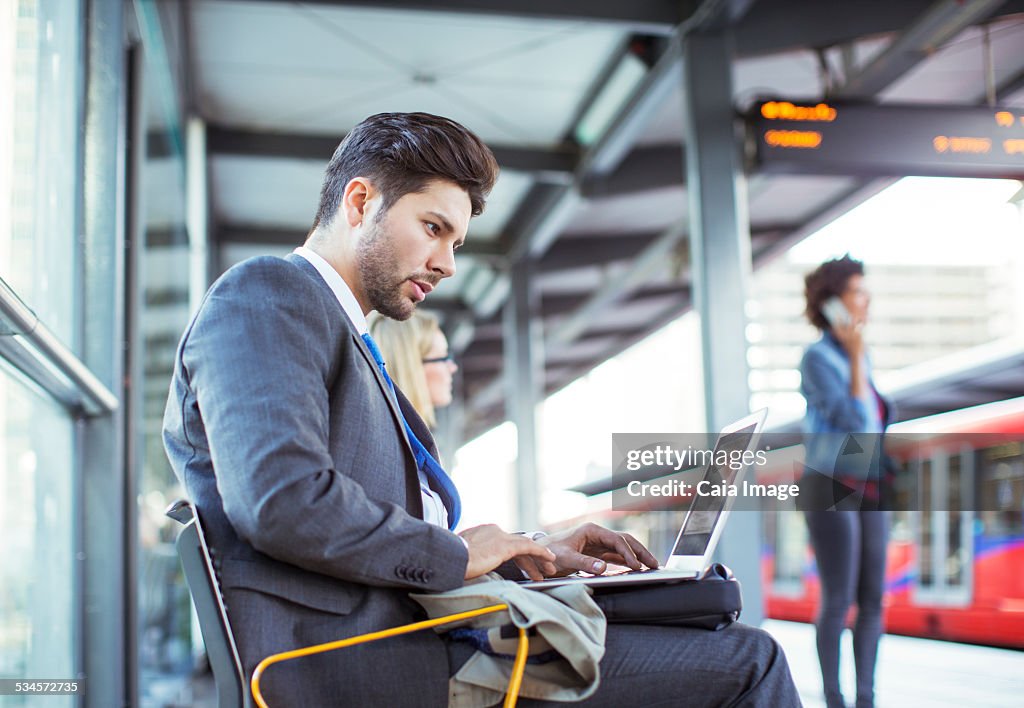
179, 257, 467, 591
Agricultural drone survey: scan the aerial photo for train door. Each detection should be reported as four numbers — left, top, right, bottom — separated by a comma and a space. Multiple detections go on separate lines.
913, 446, 974, 606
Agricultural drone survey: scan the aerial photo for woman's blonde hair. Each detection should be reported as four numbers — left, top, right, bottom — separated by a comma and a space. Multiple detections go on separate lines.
367, 310, 442, 428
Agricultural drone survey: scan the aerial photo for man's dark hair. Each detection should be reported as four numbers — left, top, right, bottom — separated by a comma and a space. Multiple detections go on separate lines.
312, 112, 499, 230
803, 254, 865, 330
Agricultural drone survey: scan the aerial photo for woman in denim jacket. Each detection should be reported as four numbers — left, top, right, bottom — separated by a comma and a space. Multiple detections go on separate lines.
800, 255, 892, 708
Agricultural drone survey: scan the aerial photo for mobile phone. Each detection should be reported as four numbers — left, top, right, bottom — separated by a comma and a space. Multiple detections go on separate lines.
820, 297, 851, 328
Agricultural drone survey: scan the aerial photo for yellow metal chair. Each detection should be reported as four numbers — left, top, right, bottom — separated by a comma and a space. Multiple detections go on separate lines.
167, 500, 528, 708
251, 604, 529, 708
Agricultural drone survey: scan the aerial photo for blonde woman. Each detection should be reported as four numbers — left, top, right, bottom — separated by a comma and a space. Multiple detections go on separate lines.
367, 310, 457, 429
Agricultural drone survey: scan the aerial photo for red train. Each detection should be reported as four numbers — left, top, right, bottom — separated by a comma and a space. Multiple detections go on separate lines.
762, 397, 1024, 648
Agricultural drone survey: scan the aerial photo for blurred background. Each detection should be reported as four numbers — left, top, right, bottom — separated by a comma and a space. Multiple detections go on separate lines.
1, 0, 1023, 705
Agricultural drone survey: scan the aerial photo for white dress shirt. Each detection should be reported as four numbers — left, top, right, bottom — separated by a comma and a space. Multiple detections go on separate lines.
293, 247, 450, 529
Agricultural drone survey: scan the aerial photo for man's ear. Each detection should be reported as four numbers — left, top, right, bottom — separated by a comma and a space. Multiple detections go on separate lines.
341, 177, 376, 228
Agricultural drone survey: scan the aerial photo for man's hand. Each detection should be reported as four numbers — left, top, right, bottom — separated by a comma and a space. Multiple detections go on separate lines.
459, 525, 557, 581
527, 522, 660, 578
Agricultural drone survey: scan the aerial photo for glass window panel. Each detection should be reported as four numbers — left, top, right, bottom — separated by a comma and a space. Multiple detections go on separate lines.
134, 4, 192, 701
0, 371, 74, 708
979, 442, 1024, 539
0, 0, 81, 346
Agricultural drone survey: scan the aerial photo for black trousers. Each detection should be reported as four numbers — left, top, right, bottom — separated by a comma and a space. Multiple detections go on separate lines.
804, 509, 890, 708
448, 622, 802, 707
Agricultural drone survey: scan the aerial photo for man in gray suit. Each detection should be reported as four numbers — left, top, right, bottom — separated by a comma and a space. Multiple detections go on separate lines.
163, 112, 800, 706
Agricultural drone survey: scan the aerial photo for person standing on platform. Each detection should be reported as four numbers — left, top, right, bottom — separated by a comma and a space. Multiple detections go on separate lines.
800, 255, 893, 708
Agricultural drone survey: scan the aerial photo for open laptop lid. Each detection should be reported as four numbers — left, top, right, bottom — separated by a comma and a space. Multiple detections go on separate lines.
518, 409, 768, 589
661, 408, 768, 574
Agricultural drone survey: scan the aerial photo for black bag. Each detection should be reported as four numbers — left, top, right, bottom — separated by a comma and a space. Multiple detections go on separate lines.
590, 563, 742, 631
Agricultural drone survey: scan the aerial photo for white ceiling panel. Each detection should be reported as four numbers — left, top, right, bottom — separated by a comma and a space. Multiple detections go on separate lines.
211, 155, 323, 227
881, 18, 1024, 104
563, 186, 688, 236
748, 175, 858, 226
211, 152, 529, 240
467, 171, 532, 241
193, 0, 625, 145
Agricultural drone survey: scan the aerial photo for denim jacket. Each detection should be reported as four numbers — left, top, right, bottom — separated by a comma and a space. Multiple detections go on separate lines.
800, 332, 892, 477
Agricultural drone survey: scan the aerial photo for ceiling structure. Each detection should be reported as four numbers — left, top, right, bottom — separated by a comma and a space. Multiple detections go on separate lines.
172, 0, 1024, 439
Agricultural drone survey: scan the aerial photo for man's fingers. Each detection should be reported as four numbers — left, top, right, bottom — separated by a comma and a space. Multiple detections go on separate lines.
621, 533, 660, 569
515, 556, 545, 582
600, 530, 642, 569
586, 528, 658, 570
513, 537, 556, 563
558, 551, 609, 575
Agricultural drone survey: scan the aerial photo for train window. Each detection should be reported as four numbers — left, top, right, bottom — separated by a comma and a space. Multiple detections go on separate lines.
919, 458, 934, 588
945, 452, 965, 588
889, 457, 916, 543
979, 442, 1024, 538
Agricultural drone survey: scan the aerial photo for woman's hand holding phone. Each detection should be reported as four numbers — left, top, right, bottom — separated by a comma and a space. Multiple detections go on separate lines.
822, 297, 865, 358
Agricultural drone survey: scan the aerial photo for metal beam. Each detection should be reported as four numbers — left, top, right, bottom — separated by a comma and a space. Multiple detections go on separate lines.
995, 66, 1024, 102
537, 224, 797, 276
218, 224, 304, 246
537, 232, 662, 272
835, 0, 1007, 99
580, 145, 685, 198
577, 41, 683, 178
552, 220, 688, 345
206, 124, 579, 178
496, 36, 685, 269
463, 286, 694, 438
219, 0, 693, 32
738, 0, 988, 57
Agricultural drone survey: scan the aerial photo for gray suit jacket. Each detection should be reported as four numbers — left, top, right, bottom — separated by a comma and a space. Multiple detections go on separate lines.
163, 254, 468, 705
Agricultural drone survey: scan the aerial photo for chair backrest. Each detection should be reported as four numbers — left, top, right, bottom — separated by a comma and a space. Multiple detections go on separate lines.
166, 499, 249, 708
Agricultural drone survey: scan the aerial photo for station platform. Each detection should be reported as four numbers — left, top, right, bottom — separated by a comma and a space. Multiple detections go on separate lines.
764, 619, 1024, 707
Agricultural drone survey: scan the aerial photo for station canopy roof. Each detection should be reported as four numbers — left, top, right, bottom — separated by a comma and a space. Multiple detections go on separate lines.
170, 0, 1024, 438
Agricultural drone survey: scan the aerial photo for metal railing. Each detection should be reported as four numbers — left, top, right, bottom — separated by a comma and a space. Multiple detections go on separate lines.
0, 276, 118, 416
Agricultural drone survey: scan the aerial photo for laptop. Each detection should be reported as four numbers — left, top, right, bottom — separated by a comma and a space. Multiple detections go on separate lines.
519, 409, 767, 589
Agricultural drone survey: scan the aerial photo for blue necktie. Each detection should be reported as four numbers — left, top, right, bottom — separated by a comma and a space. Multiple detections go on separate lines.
361, 333, 461, 530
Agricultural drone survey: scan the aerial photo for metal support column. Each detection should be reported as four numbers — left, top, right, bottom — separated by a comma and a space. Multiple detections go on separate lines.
186, 116, 209, 312
681, 30, 762, 624
504, 260, 543, 531
79, 0, 130, 704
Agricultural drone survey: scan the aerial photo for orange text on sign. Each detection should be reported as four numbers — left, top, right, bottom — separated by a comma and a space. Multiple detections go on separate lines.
764, 130, 823, 148
933, 136, 991, 154
760, 101, 837, 122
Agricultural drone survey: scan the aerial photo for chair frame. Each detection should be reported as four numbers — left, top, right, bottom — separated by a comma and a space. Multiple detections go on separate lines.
166, 500, 249, 708
168, 499, 528, 708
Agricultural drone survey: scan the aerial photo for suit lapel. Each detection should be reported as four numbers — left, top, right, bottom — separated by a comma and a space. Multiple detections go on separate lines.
285, 254, 416, 461
351, 332, 417, 458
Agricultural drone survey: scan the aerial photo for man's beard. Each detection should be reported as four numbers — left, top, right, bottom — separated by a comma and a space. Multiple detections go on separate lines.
356, 215, 420, 320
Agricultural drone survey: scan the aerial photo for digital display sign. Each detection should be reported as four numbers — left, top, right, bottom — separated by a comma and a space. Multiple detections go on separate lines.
750, 100, 1024, 179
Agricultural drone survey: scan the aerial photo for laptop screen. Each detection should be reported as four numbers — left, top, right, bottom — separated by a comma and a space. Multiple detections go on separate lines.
669, 424, 757, 557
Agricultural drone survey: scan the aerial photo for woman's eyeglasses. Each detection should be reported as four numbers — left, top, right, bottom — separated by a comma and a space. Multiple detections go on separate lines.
422, 354, 455, 365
